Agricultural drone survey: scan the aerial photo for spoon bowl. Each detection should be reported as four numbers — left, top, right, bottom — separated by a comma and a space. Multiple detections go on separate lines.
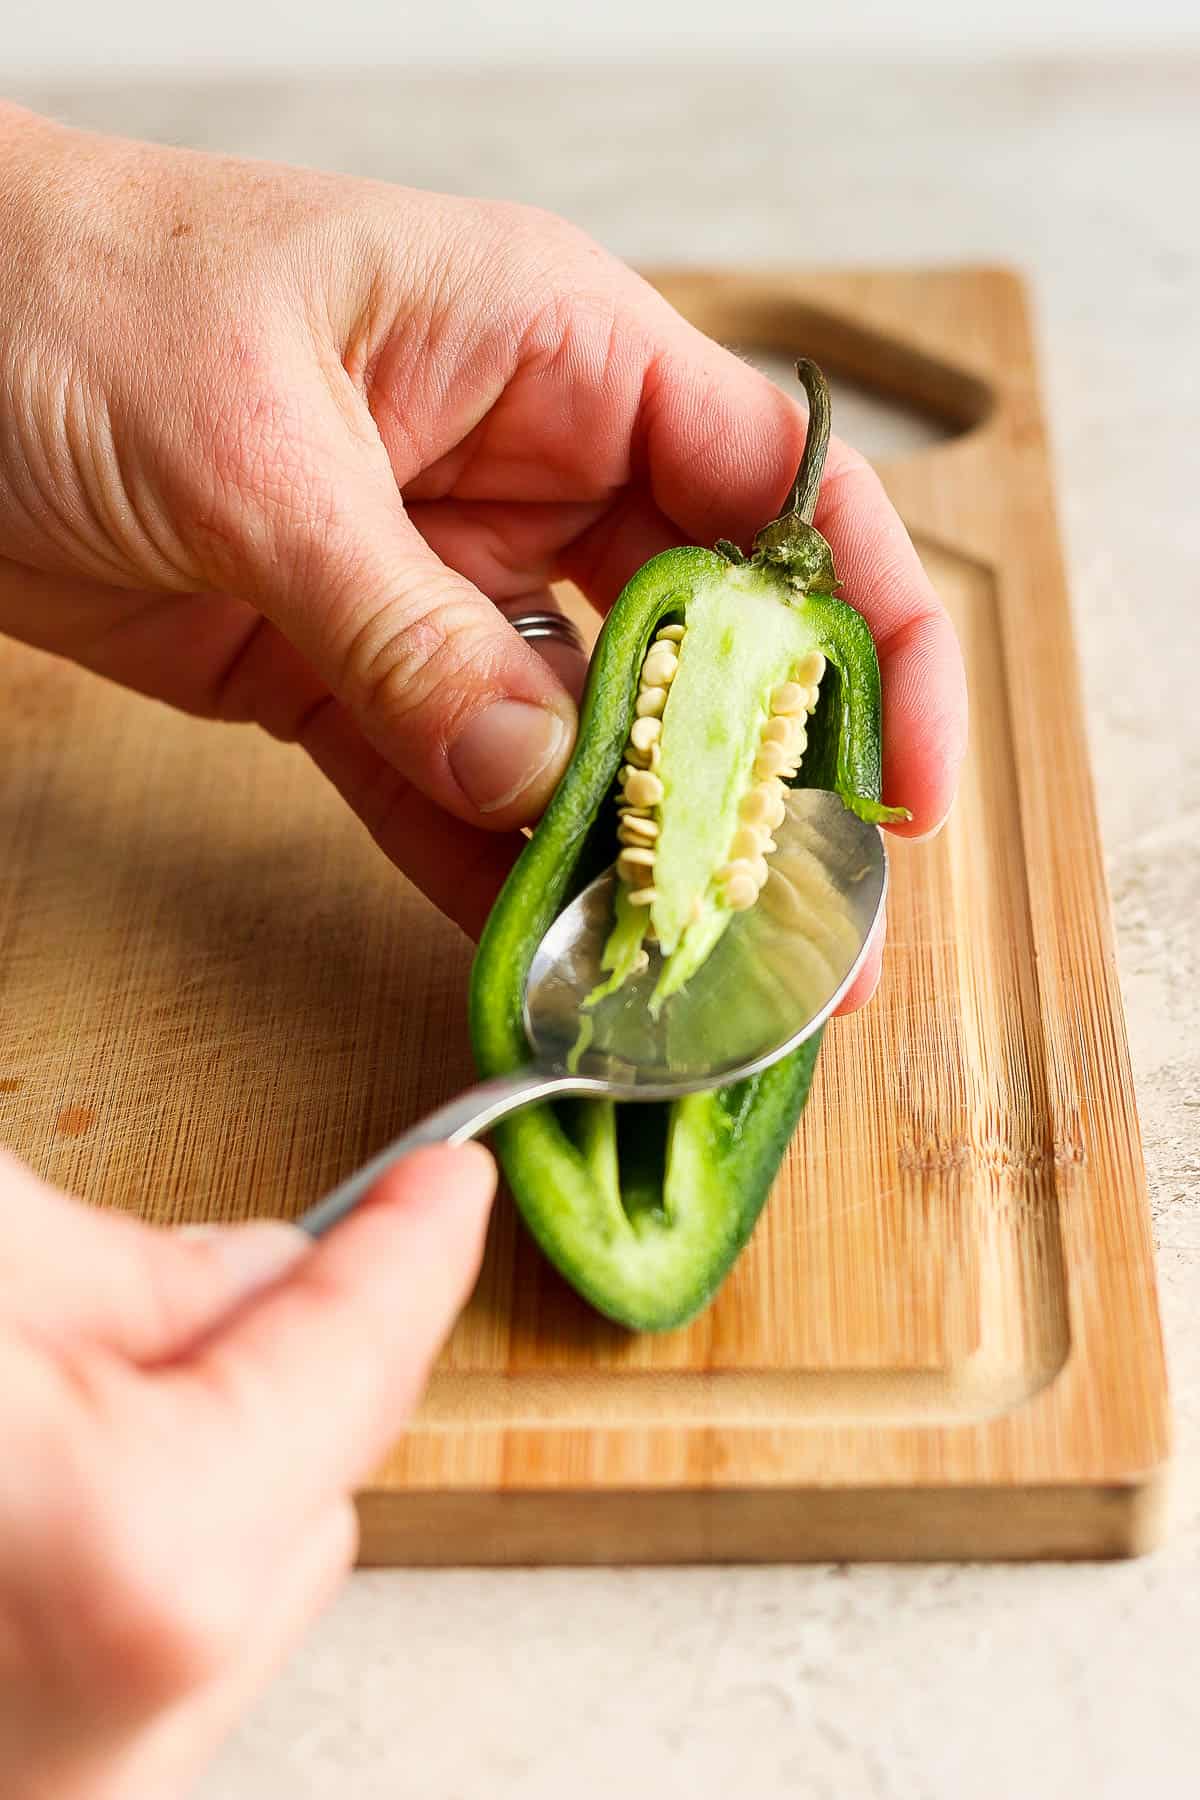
525, 787, 886, 1091
300, 787, 886, 1237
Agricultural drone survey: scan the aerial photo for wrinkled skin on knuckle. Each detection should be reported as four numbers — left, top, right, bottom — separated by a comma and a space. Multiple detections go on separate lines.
0, 351, 124, 581
0, 173, 187, 584
346, 588, 510, 753
479, 202, 635, 366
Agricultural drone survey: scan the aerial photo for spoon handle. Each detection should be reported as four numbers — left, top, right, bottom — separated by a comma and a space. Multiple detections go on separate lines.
296, 1066, 598, 1238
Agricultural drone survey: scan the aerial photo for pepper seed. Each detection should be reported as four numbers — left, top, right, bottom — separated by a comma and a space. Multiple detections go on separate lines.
641, 648, 679, 688
617, 848, 656, 887
739, 785, 775, 826
762, 715, 798, 748
754, 742, 790, 779
724, 873, 759, 911
630, 716, 662, 752
635, 687, 667, 718
729, 823, 767, 862
770, 681, 806, 716
625, 770, 664, 808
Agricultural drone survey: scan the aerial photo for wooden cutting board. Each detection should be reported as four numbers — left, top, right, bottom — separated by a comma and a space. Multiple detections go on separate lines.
0, 268, 1169, 1561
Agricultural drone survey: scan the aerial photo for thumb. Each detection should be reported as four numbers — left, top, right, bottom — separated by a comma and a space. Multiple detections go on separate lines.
242, 438, 577, 830
170, 1144, 495, 1520
0, 1146, 307, 1362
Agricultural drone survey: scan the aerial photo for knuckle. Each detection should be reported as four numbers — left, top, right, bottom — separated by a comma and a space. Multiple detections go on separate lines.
343, 584, 509, 747
491, 199, 585, 254
481, 203, 618, 316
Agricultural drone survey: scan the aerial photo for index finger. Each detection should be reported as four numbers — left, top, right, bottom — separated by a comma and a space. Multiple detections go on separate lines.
616, 317, 967, 837
815, 441, 968, 838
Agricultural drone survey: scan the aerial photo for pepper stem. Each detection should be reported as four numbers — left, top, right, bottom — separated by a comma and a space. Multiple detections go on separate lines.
781, 359, 832, 526
749, 358, 839, 594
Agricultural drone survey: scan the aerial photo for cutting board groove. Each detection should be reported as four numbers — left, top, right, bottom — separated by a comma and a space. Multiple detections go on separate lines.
0, 267, 1169, 1560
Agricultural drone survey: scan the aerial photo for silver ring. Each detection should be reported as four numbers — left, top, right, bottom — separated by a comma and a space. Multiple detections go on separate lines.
507, 609, 586, 656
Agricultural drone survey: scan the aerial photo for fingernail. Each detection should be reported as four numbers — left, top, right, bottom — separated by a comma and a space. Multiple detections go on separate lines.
448, 701, 570, 816
178, 1221, 309, 1303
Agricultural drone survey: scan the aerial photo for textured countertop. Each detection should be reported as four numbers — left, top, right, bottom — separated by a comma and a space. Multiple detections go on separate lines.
12, 55, 1200, 1800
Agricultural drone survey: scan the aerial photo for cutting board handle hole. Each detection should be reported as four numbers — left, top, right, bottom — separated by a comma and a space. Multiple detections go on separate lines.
736, 345, 975, 462
649, 274, 994, 456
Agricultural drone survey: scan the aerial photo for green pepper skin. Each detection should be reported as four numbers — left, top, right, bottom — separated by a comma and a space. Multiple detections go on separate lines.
469, 547, 889, 1332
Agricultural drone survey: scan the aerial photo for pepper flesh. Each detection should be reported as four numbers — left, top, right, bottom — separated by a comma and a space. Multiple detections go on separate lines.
469, 362, 905, 1331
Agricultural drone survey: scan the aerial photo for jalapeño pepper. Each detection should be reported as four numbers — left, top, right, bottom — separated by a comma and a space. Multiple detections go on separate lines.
469, 362, 905, 1331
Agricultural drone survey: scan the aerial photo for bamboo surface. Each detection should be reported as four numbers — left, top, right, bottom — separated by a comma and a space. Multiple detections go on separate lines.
0, 268, 1169, 1561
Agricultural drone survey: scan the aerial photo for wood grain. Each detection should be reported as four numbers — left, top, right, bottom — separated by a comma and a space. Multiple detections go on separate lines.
0, 267, 1169, 1560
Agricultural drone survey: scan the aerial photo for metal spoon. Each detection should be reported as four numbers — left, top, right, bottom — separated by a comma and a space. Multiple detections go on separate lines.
298, 787, 886, 1238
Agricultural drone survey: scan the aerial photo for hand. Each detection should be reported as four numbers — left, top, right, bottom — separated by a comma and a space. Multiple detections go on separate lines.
0, 1142, 493, 1800
0, 105, 965, 1002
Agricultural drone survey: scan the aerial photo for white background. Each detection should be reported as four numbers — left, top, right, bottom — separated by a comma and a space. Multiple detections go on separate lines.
5, 0, 1200, 77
